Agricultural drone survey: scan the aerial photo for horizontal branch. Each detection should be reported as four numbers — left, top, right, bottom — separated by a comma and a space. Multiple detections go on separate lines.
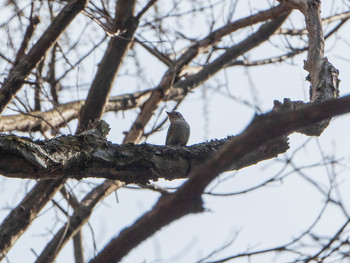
0, 126, 288, 183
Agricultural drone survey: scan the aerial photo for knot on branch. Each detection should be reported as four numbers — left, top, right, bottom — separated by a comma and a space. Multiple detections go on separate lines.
311, 57, 340, 103
273, 57, 340, 137
79, 120, 110, 139
273, 98, 324, 136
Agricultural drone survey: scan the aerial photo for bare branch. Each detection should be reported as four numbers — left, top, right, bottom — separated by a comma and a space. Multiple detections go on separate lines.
35, 180, 123, 263
0, 179, 65, 261
77, 0, 137, 133
0, 0, 89, 113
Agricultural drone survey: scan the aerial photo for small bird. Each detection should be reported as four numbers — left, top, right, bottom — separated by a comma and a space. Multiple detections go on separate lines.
165, 111, 190, 146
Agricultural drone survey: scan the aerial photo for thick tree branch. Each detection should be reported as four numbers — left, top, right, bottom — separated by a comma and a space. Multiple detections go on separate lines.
77, 0, 137, 132
0, 128, 288, 183
0, 94, 348, 183
0, 120, 108, 261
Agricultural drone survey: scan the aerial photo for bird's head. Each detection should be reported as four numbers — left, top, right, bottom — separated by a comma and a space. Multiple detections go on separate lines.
166, 111, 184, 122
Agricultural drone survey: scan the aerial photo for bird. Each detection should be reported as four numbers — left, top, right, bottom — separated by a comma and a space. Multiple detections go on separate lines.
165, 111, 190, 146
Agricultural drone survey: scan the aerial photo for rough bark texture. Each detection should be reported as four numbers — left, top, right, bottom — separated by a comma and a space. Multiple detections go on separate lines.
0, 124, 288, 183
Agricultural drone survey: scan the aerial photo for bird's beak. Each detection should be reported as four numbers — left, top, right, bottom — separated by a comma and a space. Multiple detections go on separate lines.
166, 111, 171, 116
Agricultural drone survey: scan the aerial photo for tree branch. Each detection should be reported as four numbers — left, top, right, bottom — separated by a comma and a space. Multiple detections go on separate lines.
34, 180, 123, 263
0, 127, 288, 183
77, 0, 137, 132
175, 12, 291, 91
0, 0, 89, 113
0, 179, 65, 260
